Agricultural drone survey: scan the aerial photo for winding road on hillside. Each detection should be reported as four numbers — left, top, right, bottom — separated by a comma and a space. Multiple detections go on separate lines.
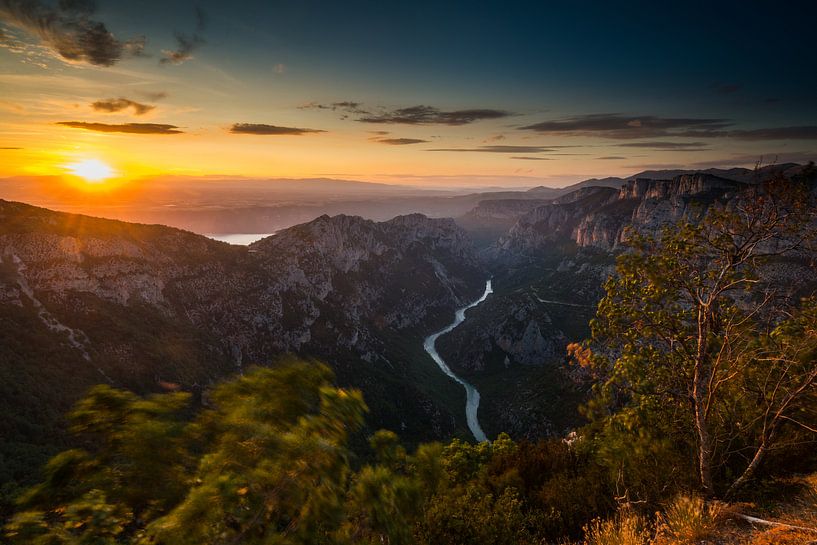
423, 279, 493, 442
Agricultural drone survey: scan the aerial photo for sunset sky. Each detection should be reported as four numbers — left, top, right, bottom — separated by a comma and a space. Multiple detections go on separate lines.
1, 0, 816, 188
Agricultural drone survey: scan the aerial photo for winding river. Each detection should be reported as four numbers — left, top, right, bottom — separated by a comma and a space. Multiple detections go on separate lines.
423, 279, 493, 442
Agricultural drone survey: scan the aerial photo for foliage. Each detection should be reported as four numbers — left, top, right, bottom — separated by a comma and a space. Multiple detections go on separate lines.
582, 511, 652, 545
3, 370, 619, 545
4, 361, 368, 545
654, 495, 722, 544
573, 176, 817, 498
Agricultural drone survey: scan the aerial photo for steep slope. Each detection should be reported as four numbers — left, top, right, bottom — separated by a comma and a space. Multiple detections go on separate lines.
437, 171, 817, 442
497, 174, 747, 254
0, 201, 486, 492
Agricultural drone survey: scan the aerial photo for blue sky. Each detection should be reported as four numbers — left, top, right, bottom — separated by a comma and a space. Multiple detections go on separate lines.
1, 0, 815, 186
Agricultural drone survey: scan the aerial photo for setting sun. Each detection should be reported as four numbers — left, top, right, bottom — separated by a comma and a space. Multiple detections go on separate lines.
66, 159, 115, 183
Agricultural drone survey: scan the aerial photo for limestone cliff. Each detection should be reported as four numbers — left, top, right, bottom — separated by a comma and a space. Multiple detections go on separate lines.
0, 201, 486, 469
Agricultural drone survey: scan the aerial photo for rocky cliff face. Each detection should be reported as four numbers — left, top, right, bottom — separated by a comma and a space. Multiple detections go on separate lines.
495, 186, 620, 254
436, 291, 566, 372
450, 171, 816, 443
0, 201, 486, 478
496, 174, 750, 255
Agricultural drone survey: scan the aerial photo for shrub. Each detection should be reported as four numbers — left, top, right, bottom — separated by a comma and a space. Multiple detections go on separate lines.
655, 495, 722, 544
582, 511, 651, 545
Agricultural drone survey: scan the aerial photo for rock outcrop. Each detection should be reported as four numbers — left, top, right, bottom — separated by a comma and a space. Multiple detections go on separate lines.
0, 201, 486, 474
496, 174, 750, 255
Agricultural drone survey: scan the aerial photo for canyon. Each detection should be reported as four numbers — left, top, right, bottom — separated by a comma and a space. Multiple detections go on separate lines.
1, 163, 815, 493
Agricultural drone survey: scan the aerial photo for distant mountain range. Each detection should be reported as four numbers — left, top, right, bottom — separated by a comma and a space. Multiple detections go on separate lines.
0, 163, 809, 235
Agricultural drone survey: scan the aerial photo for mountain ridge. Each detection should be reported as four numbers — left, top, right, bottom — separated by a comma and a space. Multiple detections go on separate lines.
0, 200, 488, 491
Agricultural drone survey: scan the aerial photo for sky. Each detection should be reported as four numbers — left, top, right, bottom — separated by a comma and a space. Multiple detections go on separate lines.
1, 0, 816, 189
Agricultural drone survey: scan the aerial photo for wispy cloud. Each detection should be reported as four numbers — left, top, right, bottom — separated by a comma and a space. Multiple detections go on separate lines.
618, 141, 709, 151
427, 145, 559, 153
694, 126, 817, 140
91, 98, 155, 115
597, 156, 627, 160
0, 0, 146, 66
230, 123, 325, 135
511, 156, 552, 160
303, 101, 511, 125
360, 105, 511, 126
519, 113, 817, 142
57, 121, 182, 134
519, 114, 729, 139
160, 7, 206, 65
300, 101, 370, 116
373, 137, 428, 145
139, 91, 168, 101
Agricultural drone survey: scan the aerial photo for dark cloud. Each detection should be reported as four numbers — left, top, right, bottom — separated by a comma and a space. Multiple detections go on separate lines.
359, 105, 511, 125
618, 141, 710, 151
520, 114, 817, 142
160, 7, 206, 65
299, 102, 371, 119
230, 123, 325, 135
597, 156, 627, 160
0, 146, 22, 149
374, 138, 428, 145
718, 126, 817, 141
511, 156, 552, 160
519, 114, 730, 139
427, 145, 558, 153
91, 98, 155, 115
303, 101, 511, 125
57, 121, 182, 134
0, 0, 146, 66
330, 101, 368, 114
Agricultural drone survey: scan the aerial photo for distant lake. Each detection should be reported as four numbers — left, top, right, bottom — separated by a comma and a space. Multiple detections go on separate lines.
206, 233, 276, 245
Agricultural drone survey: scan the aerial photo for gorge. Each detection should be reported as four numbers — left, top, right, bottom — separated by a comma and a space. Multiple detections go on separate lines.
423, 279, 493, 442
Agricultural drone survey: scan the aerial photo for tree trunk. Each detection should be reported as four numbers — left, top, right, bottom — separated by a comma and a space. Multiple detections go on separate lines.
726, 443, 766, 498
693, 306, 714, 495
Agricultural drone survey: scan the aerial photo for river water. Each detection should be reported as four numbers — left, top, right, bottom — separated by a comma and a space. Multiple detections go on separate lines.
423, 279, 493, 442
205, 233, 276, 245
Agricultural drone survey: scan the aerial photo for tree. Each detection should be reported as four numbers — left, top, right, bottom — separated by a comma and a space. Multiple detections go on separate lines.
4, 361, 368, 545
574, 174, 817, 497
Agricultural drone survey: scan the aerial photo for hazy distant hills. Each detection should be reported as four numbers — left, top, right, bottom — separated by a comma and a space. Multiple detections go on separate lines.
525, 162, 804, 194
1, 163, 806, 236
0, 175, 548, 234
